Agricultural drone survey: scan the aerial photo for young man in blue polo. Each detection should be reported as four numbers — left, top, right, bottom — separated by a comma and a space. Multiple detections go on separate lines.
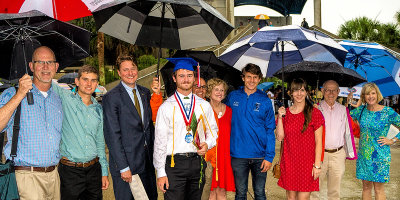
226, 63, 276, 200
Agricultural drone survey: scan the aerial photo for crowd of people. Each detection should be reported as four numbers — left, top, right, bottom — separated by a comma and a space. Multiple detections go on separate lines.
0, 46, 399, 200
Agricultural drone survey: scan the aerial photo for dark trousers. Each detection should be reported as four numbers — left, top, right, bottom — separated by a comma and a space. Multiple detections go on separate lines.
164, 154, 206, 200
231, 157, 267, 200
58, 161, 102, 200
111, 154, 158, 200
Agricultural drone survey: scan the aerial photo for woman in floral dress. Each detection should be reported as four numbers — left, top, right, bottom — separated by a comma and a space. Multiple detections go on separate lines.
349, 83, 400, 199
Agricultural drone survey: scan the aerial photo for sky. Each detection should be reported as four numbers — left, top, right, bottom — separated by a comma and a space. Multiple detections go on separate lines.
234, 0, 400, 35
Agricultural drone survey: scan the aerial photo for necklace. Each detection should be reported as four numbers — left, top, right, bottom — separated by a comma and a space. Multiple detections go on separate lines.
212, 101, 224, 119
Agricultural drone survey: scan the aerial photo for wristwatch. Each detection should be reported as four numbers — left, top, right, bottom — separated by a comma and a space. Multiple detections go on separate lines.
313, 164, 321, 169
392, 138, 398, 145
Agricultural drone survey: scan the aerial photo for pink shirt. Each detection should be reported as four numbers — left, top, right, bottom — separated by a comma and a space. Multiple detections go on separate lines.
319, 100, 346, 149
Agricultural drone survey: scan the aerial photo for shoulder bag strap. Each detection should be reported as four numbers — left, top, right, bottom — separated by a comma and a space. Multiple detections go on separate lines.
277, 141, 283, 163
0, 131, 4, 159
10, 103, 22, 160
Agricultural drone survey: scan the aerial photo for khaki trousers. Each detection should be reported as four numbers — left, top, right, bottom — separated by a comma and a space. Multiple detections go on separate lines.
311, 148, 346, 200
15, 166, 61, 200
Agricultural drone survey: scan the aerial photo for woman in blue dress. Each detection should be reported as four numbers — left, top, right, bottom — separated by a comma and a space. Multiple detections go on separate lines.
349, 83, 400, 199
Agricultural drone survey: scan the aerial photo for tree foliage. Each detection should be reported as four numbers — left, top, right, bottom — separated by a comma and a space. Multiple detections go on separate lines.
338, 15, 400, 49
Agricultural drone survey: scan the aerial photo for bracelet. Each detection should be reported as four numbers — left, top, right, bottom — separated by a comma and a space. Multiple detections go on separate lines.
392, 138, 397, 145
313, 164, 321, 169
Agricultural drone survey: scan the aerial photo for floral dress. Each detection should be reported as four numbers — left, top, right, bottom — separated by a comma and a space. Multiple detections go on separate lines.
350, 105, 400, 183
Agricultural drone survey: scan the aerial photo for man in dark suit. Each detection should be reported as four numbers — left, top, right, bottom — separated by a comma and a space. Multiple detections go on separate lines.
102, 55, 157, 200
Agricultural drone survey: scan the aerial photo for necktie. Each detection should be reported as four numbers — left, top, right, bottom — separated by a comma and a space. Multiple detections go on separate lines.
133, 89, 142, 120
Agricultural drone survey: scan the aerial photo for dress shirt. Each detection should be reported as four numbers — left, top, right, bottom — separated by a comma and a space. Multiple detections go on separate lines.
153, 91, 218, 178
320, 100, 346, 149
121, 81, 144, 122
52, 83, 108, 176
0, 85, 63, 167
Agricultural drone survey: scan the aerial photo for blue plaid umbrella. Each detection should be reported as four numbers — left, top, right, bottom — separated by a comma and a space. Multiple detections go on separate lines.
219, 25, 348, 78
339, 40, 400, 97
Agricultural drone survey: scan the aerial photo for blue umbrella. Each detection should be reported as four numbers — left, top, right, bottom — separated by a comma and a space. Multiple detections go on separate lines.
339, 40, 400, 97
219, 25, 348, 78
257, 82, 274, 91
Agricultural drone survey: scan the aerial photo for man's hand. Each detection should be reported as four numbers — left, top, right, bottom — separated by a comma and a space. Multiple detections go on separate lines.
151, 77, 161, 95
157, 176, 169, 193
102, 176, 109, 190
121, 170, 132, 183
260, 160, 272, 172
197, 142, 208, 156
16, 74, 32, 98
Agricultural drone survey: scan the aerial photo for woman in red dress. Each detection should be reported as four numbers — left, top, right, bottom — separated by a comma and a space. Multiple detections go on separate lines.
276, 78, 324, 200
205, 78, 235, 200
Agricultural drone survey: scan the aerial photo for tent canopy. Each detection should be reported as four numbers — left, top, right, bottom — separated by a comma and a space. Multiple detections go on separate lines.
234, 0, 308, 16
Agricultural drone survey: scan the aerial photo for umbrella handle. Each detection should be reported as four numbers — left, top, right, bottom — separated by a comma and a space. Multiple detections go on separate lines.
27, 91, 34, 105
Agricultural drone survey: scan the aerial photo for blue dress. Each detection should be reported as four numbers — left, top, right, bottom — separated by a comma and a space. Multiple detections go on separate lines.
350, 105, 400, 183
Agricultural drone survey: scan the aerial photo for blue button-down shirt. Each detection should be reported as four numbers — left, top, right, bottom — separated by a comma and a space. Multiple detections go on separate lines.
0, 85, 63, 167
52, 83, 108, 176
121, 81, 144, 122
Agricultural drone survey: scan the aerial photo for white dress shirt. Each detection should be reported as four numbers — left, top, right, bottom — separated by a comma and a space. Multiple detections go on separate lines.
153, 91, 218, 178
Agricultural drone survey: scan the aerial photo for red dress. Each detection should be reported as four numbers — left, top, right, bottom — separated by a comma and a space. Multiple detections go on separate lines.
277, 107, 324, 192
205, 106, 235, 192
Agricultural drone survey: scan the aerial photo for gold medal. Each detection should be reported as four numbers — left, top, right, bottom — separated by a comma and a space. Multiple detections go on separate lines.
186, 125, 191, 131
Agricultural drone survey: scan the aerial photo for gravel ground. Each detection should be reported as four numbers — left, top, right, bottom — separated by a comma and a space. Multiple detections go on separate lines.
103, 140, 400, 200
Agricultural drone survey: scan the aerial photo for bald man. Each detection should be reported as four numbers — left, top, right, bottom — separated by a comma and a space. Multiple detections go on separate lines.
311, 80, 357, 200
0, 46, 63, 199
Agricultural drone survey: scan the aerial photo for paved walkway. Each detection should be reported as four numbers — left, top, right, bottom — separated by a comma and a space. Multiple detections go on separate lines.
103, 140, 400, 199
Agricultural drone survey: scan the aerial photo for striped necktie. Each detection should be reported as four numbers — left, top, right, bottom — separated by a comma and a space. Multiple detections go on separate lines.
133, 89, 142, 119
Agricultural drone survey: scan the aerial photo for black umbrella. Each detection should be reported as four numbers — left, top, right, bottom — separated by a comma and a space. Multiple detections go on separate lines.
273, 61, 366, 87
58, 72, 79, 84
0, 10, 90, 80
161, 50, 243, 97
92, 0, 234, 75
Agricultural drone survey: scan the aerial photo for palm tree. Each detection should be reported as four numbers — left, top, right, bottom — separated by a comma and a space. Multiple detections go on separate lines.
396, 11, 400, 26
338, 17, 380, 42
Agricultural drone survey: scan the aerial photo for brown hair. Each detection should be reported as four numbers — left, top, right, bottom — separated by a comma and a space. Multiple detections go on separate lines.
206, 78, 228, 98
241, 63, 263, 79
290, 78, 313, 132
78, 65, 98, 79
360, 82, 384, 104
116, 55, 136, 70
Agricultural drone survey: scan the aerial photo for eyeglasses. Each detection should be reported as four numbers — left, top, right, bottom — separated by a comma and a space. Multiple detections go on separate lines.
33, 60, 57, 65
195, 85, 207, 90
324, 89, 339, 94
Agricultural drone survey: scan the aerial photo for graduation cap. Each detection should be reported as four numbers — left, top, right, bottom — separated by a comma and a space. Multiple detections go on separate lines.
166, 57, 198, 72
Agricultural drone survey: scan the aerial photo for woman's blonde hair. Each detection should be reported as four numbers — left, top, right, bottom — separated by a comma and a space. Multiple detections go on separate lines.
206, 78, 228, 98
360, 82, 383, 104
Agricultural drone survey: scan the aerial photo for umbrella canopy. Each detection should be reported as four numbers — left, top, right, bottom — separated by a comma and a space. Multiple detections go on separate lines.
219, 25, 348, 78
160, 50, 243, 97
58, 72, 78, 84
0, 0, 119, 22
339, 83, 364, 99
257, 82, 274, 91
93, 0, 233, 50
0, 11, 90, 80
339, 40, 400, 97
254, 14, 269, 20
273, 61, 366, 87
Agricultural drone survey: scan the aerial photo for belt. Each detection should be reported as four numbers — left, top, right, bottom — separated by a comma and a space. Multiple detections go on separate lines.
170, 152, 198, 158
325, 146, 343, 153
14, 165, 56, 173
60, 157, 99, 168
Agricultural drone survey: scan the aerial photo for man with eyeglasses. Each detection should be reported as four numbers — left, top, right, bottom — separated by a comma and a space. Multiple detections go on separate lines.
0, 46, 63, 199
311, 80, 357, 200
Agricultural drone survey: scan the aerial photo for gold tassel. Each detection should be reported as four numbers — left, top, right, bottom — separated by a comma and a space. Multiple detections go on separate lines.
171, 106, 176, 168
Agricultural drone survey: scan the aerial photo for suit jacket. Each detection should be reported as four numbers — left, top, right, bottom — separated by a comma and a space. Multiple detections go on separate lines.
102, 82, 155, 176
